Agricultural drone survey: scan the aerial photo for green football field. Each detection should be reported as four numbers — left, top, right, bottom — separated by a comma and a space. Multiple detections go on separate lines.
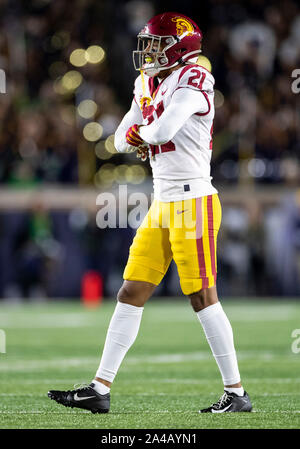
0, 299, 299, 429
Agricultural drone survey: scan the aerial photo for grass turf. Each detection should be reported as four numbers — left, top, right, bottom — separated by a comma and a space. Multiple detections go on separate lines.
0, 299, 299, 429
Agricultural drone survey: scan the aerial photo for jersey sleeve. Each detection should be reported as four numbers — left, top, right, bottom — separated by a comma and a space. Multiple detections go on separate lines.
172, 64, 215, 117
139, 87, 210, 145
114, 98, 143, 153
133, 74, 142, 107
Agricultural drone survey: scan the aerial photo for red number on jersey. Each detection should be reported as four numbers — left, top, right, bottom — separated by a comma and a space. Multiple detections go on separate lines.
142, 104, 155, 123
155, 100, 164, 118
146, 100, 176, 156
187, 69, 206, 90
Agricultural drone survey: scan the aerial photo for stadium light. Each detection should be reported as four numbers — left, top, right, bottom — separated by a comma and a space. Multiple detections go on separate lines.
94, 163, 116, 187
104, 134, 117, 154
95, 141, 113, 160
70, 48, 87, 67
197, 55, 212, 72
85, 45, 106, 64
125, 165, 146, 184
214, 90, 224, 108
77, 99, 98, 119
61, 70, 83, 91
114, 164, 129, 184
83, 122, 103, 141
53, 77, 69, 95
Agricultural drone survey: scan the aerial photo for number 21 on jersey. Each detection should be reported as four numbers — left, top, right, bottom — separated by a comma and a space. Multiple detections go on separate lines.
142, 101, 175, 157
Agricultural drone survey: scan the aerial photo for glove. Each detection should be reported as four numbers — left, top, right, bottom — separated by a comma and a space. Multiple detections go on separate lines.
126, 124, 144, 147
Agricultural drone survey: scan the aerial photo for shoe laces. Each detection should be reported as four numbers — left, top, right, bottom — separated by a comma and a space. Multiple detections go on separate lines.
213, 391, 232, 410
70, 382, 91, 393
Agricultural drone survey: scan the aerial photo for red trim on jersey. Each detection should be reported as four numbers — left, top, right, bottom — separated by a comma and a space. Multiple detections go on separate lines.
148, 76, 168, 99
170, 86, 183, 97
148, 77, 156, 97
195, 91, 211, 116
178, 64, 199, 83
207, 195, 216, 277
209, 124, 214, 150
172, 86, 211, 116
196, 197, 207, 278
155, 78, 168, 99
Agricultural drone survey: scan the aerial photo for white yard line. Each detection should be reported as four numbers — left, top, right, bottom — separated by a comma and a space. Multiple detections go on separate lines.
0, 351, 298, 372
0, 357, 99, 371
0, 313, 94, 328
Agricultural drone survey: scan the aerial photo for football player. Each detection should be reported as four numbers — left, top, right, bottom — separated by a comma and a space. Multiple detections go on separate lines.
48, 12, 252, 414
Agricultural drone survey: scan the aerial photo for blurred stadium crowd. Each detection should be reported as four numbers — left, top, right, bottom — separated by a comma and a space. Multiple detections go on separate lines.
0, 0, 300, 299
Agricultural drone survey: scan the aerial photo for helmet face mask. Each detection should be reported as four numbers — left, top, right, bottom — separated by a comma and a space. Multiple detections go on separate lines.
133, 34, 177, 77
132, 12, 203, 77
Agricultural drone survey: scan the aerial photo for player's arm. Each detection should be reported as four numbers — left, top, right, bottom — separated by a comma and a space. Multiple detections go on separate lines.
114, 98, 144, 153
139, 87, 210, 146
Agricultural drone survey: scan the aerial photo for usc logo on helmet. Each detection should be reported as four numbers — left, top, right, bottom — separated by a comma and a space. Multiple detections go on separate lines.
171, 17, 194, 36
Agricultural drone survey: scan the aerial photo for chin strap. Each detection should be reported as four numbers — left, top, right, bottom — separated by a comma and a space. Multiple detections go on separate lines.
140, 69, 146, 96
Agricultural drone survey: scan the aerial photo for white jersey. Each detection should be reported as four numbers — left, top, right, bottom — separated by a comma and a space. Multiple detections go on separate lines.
115, 63, 218, 202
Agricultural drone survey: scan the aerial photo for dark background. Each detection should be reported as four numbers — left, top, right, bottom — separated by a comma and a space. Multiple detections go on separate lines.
0, 0, 299, 300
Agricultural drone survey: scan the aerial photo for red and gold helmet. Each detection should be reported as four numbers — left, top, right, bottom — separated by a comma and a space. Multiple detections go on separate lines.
133, 12, 202, 77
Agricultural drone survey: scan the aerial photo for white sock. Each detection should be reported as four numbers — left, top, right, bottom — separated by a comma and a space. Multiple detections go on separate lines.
95, 301, 144, 383
196, 302, 241, 386
224, 386, 244, 397
92, 379, 110, 395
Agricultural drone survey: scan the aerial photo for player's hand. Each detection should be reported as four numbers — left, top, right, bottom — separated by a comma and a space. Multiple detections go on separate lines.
136, 146, 149, 161
126, 124, 144, 147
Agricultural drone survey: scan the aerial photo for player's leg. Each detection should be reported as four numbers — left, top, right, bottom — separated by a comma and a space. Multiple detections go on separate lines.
48, 280, 156, 414
188, 286, 251, 412
93, 279, 155, 392
93, 200, 172, 397
171, 194, 252, 413
190, 286, 241, 390
48, 200, 172, 413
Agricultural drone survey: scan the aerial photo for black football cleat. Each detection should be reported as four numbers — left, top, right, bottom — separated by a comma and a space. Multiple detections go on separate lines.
199, 390, 252, 413
47, 383, 110, 414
